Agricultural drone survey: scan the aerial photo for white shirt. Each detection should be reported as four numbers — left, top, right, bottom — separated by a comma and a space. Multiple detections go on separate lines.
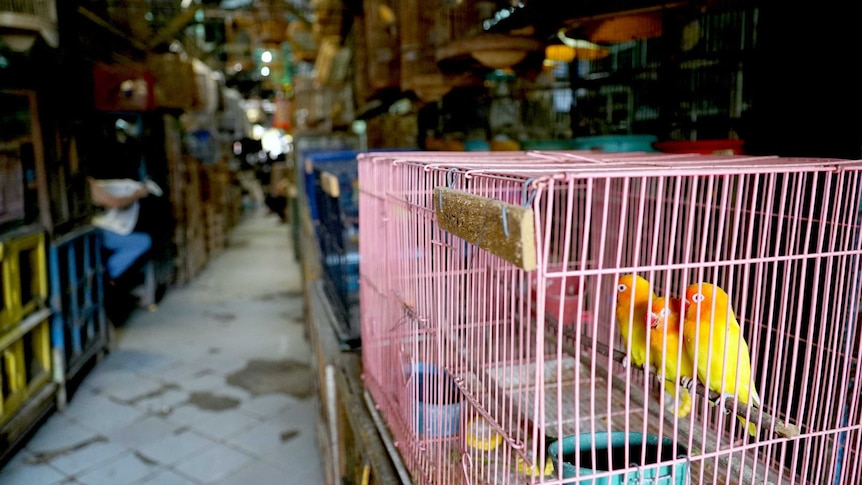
91, 179, 162, 235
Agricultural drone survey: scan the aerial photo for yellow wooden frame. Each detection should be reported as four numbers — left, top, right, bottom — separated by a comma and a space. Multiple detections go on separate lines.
0, 229, 48, 331
0, 310, 52, 426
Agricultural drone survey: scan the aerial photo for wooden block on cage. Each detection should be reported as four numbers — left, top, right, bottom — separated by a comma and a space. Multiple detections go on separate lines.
319, 171, 340, 198
434, 187, 536, 271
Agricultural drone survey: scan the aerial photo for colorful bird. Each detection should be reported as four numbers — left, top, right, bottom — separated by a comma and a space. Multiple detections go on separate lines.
682, 282, 761, 436
615, 274, 656, 370
646, 296, 694, 418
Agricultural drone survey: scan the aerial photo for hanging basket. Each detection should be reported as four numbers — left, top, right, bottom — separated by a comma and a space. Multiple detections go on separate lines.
583, 12, 663, 44
436, 34, 543, 70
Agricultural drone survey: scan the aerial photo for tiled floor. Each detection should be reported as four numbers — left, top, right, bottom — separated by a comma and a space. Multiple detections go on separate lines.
0, 210, 325, 485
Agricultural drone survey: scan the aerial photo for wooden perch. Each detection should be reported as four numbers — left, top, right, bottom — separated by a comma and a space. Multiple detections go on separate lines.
434, 187, 536, 271
319, 171, 340, 198
576, 335, 801, 439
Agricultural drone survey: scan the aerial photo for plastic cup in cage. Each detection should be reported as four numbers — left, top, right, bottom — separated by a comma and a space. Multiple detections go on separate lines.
466, 418, 503, 451
531, 276, 582, 325
548, 432, 689, 484
409, 363, 462, 438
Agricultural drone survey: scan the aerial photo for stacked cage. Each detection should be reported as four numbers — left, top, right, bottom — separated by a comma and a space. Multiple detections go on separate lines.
165, 114, 208, 285
202, 162, 237, 257
566, 6, 756, 147
0, 225, 53, 457
292, 135, 360, 262
47, 225, 108, 408
305, 150, 363, 347
358, 150, 862, 484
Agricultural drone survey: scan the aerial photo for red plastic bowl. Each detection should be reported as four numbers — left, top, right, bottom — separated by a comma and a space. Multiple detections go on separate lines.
531, 276, 582, 325
653, 139, 745, 155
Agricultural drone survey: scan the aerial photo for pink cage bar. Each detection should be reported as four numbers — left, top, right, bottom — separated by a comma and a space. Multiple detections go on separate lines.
358, 150, 862, 485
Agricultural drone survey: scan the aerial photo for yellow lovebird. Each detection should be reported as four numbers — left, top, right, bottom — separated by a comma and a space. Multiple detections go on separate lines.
615, 274, 656, 370
682, 282, 761, 436
646, 297, 694, 417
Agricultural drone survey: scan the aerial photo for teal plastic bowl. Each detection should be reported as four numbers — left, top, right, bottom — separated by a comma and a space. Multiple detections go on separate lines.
548, 432, 688, 485
464, 139, 491, 151
520, 139, 577, 151
572, 135, 658, 152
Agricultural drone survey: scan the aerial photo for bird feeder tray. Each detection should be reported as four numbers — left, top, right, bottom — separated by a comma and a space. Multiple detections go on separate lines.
436, 34, 543, 70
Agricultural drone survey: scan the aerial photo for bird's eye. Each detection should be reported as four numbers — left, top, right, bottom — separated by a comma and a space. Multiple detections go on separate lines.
692, 293, 705, 303
660, 308, 670, 317
617, 284, 628, 293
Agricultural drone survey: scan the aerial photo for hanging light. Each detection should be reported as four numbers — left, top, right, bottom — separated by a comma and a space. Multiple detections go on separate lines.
545, 44, 576, 64
1, 33, 38, 52
554, 29, 610, 61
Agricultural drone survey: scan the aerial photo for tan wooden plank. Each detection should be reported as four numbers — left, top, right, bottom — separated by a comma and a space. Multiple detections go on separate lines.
320, 171, 341, 198
434, 187, 536, 271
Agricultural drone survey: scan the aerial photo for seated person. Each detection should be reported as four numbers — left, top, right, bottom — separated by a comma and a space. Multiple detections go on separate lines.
88, 176, 153, 287
265, 178, 291, 222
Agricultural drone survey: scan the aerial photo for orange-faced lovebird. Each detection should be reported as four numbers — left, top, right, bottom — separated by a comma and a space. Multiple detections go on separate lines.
615, 274, 656, 370
646, 296, 694, 417
682, 282, 761, 436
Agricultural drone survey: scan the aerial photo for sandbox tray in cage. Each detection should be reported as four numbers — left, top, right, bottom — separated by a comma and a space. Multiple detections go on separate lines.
473, 350, 805, 485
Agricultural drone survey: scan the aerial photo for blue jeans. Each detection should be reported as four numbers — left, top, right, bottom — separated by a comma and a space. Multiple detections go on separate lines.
100, 230, 152, 280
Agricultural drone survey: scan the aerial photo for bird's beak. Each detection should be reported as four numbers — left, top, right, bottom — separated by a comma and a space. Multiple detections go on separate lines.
647, 312, 659, 328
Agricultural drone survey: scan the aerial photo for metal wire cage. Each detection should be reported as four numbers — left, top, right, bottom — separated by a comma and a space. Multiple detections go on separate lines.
358, 150, 862, 484
311, 165, 360, 347
0, 0, 58, 49
569, 6, 757, 141
302, 150, 363, 347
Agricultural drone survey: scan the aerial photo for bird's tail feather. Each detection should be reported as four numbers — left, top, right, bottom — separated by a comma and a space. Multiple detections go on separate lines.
750, 387, 761, 407
739, 416, 758, 437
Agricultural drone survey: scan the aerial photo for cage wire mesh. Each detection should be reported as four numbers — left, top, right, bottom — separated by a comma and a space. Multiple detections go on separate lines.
419, 5, 758, 149
358, 150, 862, 485
0, 0, 55, 19
400, 0, 447, 95
363, 0, 402, 92
566, 6, 757, 141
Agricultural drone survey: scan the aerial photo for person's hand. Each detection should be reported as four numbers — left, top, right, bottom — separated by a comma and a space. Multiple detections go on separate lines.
134, 185, 149, 199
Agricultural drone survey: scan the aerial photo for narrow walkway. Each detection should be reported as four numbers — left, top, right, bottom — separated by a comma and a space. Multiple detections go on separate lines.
0, 211, 324, 484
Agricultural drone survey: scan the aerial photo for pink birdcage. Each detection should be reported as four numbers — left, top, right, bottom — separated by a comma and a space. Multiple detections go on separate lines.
358, 149, 862, 485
